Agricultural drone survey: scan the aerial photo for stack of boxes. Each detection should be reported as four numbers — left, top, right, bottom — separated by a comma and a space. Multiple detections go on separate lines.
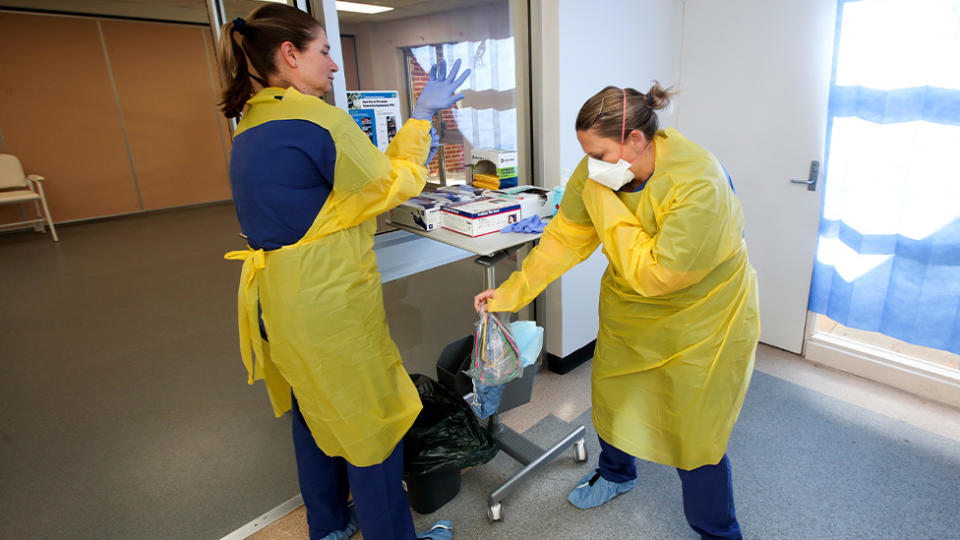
386, 148, 558, 237
389, 184, 556, 237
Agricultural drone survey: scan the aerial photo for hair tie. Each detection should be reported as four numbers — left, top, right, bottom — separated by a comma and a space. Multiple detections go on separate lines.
643, 92, 652, 106
233, 17, 249, 37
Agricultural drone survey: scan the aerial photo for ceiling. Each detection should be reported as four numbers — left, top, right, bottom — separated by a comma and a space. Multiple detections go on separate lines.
334, 0, 502, 24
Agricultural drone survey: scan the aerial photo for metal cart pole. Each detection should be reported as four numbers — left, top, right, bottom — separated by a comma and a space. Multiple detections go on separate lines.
474, 250, 588, 522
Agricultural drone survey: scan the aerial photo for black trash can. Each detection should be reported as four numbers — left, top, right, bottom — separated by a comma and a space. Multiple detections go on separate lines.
436, 334, 537, 414
403, 374, 498, 514
403, 464, 461, 514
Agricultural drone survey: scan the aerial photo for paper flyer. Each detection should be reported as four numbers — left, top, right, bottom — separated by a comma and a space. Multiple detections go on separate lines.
346, 91, 401, 152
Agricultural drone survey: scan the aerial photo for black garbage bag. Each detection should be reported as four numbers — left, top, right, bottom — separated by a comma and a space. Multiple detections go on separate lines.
404, 374, 499, 475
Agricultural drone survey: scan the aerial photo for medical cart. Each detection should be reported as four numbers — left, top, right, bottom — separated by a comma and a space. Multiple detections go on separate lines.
390, 222, 589, 522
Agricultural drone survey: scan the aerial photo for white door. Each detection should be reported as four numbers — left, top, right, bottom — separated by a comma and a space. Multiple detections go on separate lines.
674, 0, 837, 354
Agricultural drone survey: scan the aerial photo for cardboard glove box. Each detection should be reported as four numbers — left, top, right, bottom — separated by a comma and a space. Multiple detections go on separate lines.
388, 196, 445, 231
441, 197, 522, 237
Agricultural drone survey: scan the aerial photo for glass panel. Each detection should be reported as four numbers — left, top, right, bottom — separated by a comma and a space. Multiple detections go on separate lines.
823, 117, 960, 240
812, 0, 960, 361
398, 27, 519, 184
835, 0, 960, 91
338, 0, 524, 232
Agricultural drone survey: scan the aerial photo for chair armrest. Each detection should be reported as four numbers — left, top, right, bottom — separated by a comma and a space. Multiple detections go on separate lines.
26, 174, 45, 182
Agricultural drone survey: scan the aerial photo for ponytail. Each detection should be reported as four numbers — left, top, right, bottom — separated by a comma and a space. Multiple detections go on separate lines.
217, 19, 255, 119
215, 4, 323, 119
644, 80, 675, 112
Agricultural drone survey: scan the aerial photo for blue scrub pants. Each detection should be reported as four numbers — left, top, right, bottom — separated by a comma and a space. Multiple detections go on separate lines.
291, 392, 417, 540
598, 436, 742, 540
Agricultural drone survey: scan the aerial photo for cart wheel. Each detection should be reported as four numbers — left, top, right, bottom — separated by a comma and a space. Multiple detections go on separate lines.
573, 438, 588, 463
487, 502, 503, 522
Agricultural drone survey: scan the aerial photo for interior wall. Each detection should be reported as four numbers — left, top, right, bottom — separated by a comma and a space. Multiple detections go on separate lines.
0, 11, 231, 225
100, 18, 231, 210
340, 34, 361, 90
0, 12, 142, 223
556, 0, 681, 178
0, 0, 209, 23
0, 0, 275, 24
538, 0, 684, 357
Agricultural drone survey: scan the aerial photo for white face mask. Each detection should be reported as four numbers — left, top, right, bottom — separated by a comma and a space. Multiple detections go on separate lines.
587, 157, 636, 191
585, 88, 649, 191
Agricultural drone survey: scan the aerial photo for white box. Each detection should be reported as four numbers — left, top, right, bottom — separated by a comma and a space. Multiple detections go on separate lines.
470, 148, 519, 188
388, 196, 444, 231
441, 197, 522, 237
495, 186, 554, 219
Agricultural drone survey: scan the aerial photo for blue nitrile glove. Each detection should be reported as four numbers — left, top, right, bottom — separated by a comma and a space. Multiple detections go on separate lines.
411, 59, 472, 121
500, 215, 546, 233
425, 127, 439, 165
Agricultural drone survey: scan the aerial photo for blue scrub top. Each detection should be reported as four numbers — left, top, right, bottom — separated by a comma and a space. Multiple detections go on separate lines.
229, 119, 338, 250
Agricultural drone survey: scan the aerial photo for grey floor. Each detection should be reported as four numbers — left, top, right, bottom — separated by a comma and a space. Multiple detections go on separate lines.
3, 205, 959, 540
0, 204, 510, 539
418, 369, 960, 540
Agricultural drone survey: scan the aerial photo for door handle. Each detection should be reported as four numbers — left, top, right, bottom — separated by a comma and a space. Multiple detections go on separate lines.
790, 160, 819, 191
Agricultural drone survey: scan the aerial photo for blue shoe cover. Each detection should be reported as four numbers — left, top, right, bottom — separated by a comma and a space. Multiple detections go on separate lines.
417, 519, 453, 540
317, 506, 359, 540
567, 469, 636, 509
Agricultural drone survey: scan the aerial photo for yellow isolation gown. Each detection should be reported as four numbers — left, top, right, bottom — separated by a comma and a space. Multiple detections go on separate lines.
489, 128, 760, 470
225, 87, 432, 467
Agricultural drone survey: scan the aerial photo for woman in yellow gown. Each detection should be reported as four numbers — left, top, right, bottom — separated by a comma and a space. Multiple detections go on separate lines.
475, 84, 760, 539
220, 4, 466, 539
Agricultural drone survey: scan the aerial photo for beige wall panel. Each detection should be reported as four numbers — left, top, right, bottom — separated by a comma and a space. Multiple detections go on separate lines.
100, 20, 231, 211
0, 13, 141, 222
0, 204, 31, 227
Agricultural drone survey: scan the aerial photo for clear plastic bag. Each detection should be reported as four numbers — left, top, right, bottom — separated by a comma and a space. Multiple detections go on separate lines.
467, 311, 523, 385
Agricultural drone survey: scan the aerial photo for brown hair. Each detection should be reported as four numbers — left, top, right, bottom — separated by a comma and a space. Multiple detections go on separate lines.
575, 81, 676, 141
216, 4, 323, 118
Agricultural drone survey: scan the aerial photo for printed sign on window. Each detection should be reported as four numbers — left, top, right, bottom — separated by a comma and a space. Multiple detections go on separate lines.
346, 91, 401, 152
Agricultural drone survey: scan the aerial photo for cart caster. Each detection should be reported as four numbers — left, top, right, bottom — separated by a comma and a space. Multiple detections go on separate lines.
487, 502, 503, 522
573, 438, 588, 463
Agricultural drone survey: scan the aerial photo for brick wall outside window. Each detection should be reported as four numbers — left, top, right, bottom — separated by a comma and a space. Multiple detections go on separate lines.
410, 54, 466, 177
